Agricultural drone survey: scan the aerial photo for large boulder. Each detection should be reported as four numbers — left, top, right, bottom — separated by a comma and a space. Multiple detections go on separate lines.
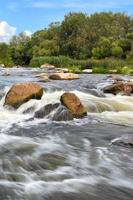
4, 83, 43, 108
60, 92, 87, 118
49, 73, 79, 80
103, 82, 133, 95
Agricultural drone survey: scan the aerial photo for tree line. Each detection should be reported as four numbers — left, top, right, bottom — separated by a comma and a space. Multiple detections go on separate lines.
0, 12, 133, 67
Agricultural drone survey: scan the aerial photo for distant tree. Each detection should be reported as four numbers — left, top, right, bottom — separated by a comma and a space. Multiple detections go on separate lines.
0, 43, 13, 66
10, 32, 32, 65
59, 12, 88, 59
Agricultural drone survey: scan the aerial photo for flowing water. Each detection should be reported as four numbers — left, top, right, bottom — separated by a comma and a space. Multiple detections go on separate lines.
0, 68, 133, 200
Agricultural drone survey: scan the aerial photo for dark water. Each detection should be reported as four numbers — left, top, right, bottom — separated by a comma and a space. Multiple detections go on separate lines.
0, 68, 133, 200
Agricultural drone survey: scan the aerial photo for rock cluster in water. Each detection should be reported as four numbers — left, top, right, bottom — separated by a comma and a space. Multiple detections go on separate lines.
4, 82, 87, 121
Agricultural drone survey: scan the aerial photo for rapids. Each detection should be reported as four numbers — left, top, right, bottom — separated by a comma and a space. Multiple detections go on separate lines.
0, 67, 133, 200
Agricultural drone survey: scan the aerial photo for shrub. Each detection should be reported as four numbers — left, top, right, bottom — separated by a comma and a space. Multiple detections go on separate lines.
111, 46, 123, 58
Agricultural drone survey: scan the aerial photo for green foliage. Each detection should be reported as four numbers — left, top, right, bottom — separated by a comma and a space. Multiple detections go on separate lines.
0, 11, 133, 69
30, 56, 78, 67
0, 43, 13, 66
111, 46, 123, 58
118, 66, 133, 75
10, 32, 32, 65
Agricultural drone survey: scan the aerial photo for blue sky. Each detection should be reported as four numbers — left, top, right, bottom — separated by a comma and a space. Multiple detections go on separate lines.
0, 0, 133, 42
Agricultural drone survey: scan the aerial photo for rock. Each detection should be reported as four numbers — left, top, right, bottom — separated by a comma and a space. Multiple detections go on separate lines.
0, 64, 5, 68
60, 68, 69, 73
85, 89, 105, 97
2, 72, 10, 76
60, 92, 87, 118
35, 73, 49, 82
4, 83, 43, 108
40, 63, 55, 70
23, 106, 36, 114
82, 69, 93, 74
34, 103, 60, 118
103, 82, 133, 95
49, 73, 79, 80
52, 105, 74, 121
111, 75, 126, 82
112, 138, 133, 148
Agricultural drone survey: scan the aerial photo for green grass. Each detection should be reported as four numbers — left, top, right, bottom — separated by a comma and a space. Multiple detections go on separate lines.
29, 56, 133, 75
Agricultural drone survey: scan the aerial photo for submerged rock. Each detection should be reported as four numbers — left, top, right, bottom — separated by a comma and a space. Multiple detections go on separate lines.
2, 72, 10, 76
52, 105, 74, 121
112, 138, 133, 148
4, 83, 43, 109
60, 92, 87, 118
85, 89, 105, 97
35, 73, 49, 82
49, 73, 79, 80
34, 103, 60, 118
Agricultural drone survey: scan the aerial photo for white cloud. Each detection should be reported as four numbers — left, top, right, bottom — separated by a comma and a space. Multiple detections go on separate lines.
24, 30, 32, 37
0, 21, 16, 43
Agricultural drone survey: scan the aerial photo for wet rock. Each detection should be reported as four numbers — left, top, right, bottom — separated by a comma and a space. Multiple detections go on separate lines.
112, 138, 133, 148
111, 75, 126, 82
0, 64, 5, 68
60, 92, 87, 118
60, 68, 69, 73
52, 105, 74, 121
34, 103, 60, 118
2, 72, 10, 76
35, 73, 49, 82
49, 73, 79, 80
23, 106, 36, 114
86, 89, 105, 97
4, 83, 43, 109
40, 63, 55, 70
103, 82, 133, 95
82, 69, 93, 74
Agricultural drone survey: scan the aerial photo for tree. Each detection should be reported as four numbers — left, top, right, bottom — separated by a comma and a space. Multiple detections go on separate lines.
10, 32, 32, 65
59, 12, 88, 59
0, 43, 13, 66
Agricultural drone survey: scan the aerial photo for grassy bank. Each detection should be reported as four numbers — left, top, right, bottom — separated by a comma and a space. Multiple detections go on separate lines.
30, 56, 133, 75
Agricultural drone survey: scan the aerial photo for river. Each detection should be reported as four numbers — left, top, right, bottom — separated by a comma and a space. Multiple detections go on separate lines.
0, 67, 133, 200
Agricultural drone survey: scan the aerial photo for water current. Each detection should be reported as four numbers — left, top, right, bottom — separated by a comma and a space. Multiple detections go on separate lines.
0, 67, 133, 200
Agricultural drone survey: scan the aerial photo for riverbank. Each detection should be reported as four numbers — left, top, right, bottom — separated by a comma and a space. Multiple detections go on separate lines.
1, 56, 133, 75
